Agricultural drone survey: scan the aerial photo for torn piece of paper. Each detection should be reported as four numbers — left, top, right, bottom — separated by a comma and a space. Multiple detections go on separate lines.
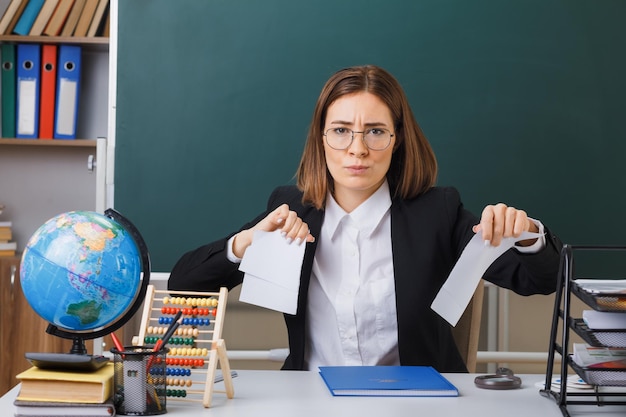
238, 274, 299, 315
431, 231, 542, 326
238, 230, 306, 314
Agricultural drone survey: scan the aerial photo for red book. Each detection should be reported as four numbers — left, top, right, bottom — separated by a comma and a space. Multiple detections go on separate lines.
39, 44, 57, 139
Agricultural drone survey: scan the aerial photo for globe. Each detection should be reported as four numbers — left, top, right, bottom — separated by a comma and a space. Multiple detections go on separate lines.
19, 209, 150, 361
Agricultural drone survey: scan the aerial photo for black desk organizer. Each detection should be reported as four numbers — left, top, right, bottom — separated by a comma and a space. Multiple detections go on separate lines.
541, 244, 626, 417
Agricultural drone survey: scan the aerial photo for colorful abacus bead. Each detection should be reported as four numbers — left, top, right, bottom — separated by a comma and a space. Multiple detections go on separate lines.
165, 367, 191, 376
144, 336, 159, 344
166, 389, 187, 398
150, 367, 165, 376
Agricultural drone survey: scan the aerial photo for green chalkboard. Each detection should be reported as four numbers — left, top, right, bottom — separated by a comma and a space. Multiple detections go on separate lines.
116, 0, 626, 273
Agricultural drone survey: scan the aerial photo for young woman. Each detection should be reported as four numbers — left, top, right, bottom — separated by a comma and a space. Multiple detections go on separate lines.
168, 65, 562, 372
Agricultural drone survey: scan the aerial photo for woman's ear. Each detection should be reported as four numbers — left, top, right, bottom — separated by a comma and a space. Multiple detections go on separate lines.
392, 125, 401, 152
393, 136, 401, 152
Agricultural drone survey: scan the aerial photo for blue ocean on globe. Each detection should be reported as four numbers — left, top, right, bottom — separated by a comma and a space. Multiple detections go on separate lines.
20, 211, 142, 332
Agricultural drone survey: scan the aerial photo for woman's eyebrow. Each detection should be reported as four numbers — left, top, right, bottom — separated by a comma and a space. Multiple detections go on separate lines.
328, 120, 389, 127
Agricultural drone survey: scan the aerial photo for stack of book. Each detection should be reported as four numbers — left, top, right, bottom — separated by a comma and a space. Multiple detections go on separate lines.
14, 363, 115, 417
0, 0, 110, 37
0, 220, 16, 256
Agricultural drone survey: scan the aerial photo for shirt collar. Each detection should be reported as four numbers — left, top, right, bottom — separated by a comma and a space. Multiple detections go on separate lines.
325, 180, 392, 240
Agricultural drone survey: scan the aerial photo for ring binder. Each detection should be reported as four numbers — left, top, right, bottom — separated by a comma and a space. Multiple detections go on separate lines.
16, 43, 41, 138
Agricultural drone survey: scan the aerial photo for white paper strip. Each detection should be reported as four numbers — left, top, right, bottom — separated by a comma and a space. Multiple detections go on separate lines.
431, 231, 542, 326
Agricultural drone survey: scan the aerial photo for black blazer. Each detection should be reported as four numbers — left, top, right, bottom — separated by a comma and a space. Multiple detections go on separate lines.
168, 185, 562, 372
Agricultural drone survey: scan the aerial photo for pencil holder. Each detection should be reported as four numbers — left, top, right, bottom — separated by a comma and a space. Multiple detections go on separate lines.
112, 346, 168, 415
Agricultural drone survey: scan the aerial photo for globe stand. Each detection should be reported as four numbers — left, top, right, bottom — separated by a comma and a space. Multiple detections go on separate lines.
69, 337, 89, 355
24, 335, 110, 371
24, 351, 111, 372
24, 208, 152, 373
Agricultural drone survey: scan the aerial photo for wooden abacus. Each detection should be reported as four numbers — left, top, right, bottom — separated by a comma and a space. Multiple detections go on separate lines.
133, 284, 234, 408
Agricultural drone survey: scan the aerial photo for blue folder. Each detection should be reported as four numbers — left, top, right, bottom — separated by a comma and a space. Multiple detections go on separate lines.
318, 366, 459, 397
16, 43, 41, 139
54, 45, 81, 139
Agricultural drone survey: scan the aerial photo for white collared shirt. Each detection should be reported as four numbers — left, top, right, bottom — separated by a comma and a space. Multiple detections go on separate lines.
304, 181, 400, 370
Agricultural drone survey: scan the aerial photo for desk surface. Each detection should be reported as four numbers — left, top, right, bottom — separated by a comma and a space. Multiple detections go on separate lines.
2, 370, 625, 417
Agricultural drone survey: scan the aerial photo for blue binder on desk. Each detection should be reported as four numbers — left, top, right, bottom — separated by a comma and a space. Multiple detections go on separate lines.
16, 43, 41, 139
318, 366, 459, 397
54, 45, 81, 139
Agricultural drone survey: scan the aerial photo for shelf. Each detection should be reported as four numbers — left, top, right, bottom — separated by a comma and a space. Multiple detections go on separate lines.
0, 35, 108, 51
572, 283, 626, 312
0, 139, 97, 148
569, 357, 626, 387
572, 319, 626, 348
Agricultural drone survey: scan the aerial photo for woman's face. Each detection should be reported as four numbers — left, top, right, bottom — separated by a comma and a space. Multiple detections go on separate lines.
323, 92, 396, 212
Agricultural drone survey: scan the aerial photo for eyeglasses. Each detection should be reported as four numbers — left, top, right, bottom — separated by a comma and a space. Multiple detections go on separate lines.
323, 127, 394, 151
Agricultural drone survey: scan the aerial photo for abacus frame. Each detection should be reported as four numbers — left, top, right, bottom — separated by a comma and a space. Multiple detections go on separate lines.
134, 285, 234, 408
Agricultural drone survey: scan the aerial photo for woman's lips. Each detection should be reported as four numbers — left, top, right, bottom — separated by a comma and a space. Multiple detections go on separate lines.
346, 165, 368, 174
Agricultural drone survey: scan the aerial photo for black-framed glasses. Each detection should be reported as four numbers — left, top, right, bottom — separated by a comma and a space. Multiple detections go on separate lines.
323, 127, 394, 151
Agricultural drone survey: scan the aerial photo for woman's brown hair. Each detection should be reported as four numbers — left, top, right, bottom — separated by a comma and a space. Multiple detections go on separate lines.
296, 65, 438, 209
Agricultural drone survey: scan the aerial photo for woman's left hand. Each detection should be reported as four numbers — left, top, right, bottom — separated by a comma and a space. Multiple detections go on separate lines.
472, 203, 539, 247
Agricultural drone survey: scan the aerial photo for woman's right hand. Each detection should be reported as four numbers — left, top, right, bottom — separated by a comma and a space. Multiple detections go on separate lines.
231, 204, 315, 258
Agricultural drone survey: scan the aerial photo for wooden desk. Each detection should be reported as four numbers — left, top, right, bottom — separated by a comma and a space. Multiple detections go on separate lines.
1, 370, 625, 416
